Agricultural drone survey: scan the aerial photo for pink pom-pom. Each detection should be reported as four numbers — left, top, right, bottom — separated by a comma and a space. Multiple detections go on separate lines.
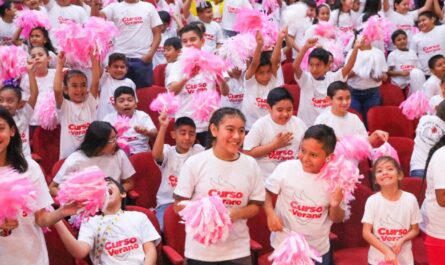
179, 47, 228, 82
149, 92, 180, 117
192, 90, 221, 122
399, 91, 432, 120
269, 231, 322, 265
36, 92, 58, 131
56, 166, 107, 227
83, 17, 119, 62
316, 0, 326, 6
313, 22, 336, 39
361, 15, 393, 45
217, 33, 256, 71
113, 115, 132, 155
0, 46, 28, 83
335, 135, 372, 161
0, 167, 37, 226
16, 10, 51, 40
371, 142, 400, 163
179, 196, 232, 245
234, 8, 278, 49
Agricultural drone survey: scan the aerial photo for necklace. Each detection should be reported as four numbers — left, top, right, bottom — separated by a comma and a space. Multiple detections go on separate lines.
93, 210, 123, 262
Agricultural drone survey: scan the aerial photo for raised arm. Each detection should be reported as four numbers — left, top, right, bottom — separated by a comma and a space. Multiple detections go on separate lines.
152, 112, 169, 163
90, 0, 106, 18
54, 221, 91, 259
26, 60, 39, 109
293, 38, 317, 79
271, 27, 287, 76
54, 52, 66, 108
432, 0, 443, 20
341, 36, 362, 78
383, 0, 390, 12
89, 54, 100, 99
182, 0, 192, 20
245, 32, 264, 80
418, 0, 434, 14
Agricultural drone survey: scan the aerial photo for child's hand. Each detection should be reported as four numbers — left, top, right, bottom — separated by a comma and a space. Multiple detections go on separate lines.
354, 36, 364, 49
305, 38, 318, 48
256, 31, 264, 48
272, 132, 293, 149
158, 112, 170, 128
59, 201, 88, 217
392, 237, 405, 254
26, 59, 36, 73
329, 187, 343, 208
0, 218, 19, 231
384, 249, 398, 265
266, 212, 283, 232
278, 27, 288, 40
57, 51, 66, 66
135, 126, 149, 135
400, 70, 410, 77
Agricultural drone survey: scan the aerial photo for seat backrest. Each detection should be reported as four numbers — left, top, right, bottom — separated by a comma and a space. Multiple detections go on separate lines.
331, 184, 374, 250
163, 204, 186, 257
129, 152, 162, 209
387, 136, 415, 177
380, 83, 405, 106
367, 106, 415, 138
153, 64, 167, 87
283, 84, 300, 114
31, 126, 61, 176
282, 63, 297, 84
136, 86, 167, 127
400, 178, 427, 206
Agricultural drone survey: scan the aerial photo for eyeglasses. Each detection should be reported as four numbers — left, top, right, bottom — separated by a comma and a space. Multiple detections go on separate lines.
107, 136, 118, 144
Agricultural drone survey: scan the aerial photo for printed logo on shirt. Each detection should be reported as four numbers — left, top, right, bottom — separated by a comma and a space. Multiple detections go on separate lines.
400, 64, 415, 71
168, 175, 177, 188
204, 33, 215, 41
397, 24, 413, 31
58, 16, 75, 24
339, 26, 353, 32
228, 93, 244, 103
423, 44, 441, 53
228, 6, 238, 14
420, 121, 445, 145
68, 123, 90, 137
255, 98, 268, 109
288, 191, 324, 224
122, 16, 144, 26
20, 132, 27, 144
312, 97, 331, 108
109, 96, 115, 104
208, 189, 243, 205
268, 149, 294, 161
185, 83, 207, 94
377, 228, 408, 242
105, 237, 139, 256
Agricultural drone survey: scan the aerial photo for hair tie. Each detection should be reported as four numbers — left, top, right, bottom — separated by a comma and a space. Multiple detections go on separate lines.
2, 79, 20, 89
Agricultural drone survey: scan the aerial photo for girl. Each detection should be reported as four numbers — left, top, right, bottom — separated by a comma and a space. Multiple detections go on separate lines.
49, 121, 135, 196
421, 134, 445, 265
329, 0, 359, 33
410, 11, 445, 75
0, 0, 17, 45
264, 125, 345, 265
316, 3, 331, 23
173, 107, 265, 265
55, 177, 160, 265
0, 107, 83, 265
362, 156, 422, 265
54, 51, 100, 159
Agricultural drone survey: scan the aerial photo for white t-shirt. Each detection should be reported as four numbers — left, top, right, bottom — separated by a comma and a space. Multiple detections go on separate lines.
314, 108, 368, 139
288, 18, 312, 59
221, 0, 252, 31
59, 94, 98, 159
20, 69, 58, 125
296, 70, 345, 126
421, 146, 445, 239
387, 49, 420, 88
329, 9, 359, 33
410, 115, 445, 172
103, 110, 156, 154
385, 10, 418, 50
152, 30, 176, 68
174, 150, 265, 261
244, 115, 307, 178
97, 73, 136, 120
429, 95, 444, 112
347, 48, 388, 89
13, 103, 33, 157
0, 158, 54, 265
156, 144, 204, 207
102, 1, 163, 58
410, 25, 445, 75
265, 159, 334, 255
422, 74, 441, 100
362, 192, 422, 265
188, 16, 224, 52
78, 211, 161, 265
221, 76, 245, 110
53, 149, 135, 184
0, 18, 17, 46
241, 75, 281, 130
166, 60, 219, 132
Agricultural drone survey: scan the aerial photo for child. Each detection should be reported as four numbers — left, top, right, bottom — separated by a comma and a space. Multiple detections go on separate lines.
183, 0, 224, 52
174, 107, 265, 264
103, 86, 157, 154
221, 68, 245, 110
264, 125, 345, 265
166, 24, 229, 144
244, 87, 307, 178
96, 53, 136, 120
430, 76, 445, 111
152, 113, 204, 230
362, 156, 422, 265
163, 37, 182, 64
241, 31, 283, 131
387, 30, 425, 96
314, 81, 388, 145
410, 100, 445, 177
293, 37, 361, 126
0, 107, 84, 264
0, 0, 17, 45
316, 3, 331, 23
152, 11, 178, 68
329, 0, 359, 33
0, 58, 39, 157
423, 55, 445, 99
55, 177, 161, 265
49, 121, 135, 196
54, 51, 100, 159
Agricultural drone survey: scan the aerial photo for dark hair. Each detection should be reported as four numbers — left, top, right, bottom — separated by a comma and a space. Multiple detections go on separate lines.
303, 124, 337, 154
428, 54, 445, 70
207, 107, 246, 149
391, 29, 407, 44
267, 87, 294, 107
418, 11, 440, 26
158, 10, 171, 24
314, 4, 330, 24
175, 116, 196, 129
108, 53, 128, 67
362, 0, 381, 22
179, 24, 204, 39
104, 177, 126, 210
196, 0, 212, 13
164, 37, 182, 50
303, 0, 317, 9
0, 0, 12, 17
79, 121, 117, 157
29, 27, 57, 54
30, 45, 49, 57
436, 100, 445, 121
0, 85, 23, 101
259, 51, 272, 68
372, 156, 403, 189
327, 81, 350, 98
333, 0, 351, 26
63, 69, 88, 87
189, 21, 206, 33
308, 47, 330, 65
0, 107, 28, 172
114, 86, 135, 99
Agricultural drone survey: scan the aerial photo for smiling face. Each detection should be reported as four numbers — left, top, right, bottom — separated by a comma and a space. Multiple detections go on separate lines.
330, 89, 351, 116
64, 74, 88, 103
269, 99, 294, 125
298, 138, 329, 174
210, 115, 245, 160
0, 88, 21, 116
417, 14, 435, 32
374, 159, 403, 188
108, 60, 128, 80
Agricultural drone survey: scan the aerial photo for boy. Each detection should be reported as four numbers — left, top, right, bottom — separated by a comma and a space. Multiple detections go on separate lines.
55, 177, 161, 265
166, 24, 229, 144
153, 11, 180, 68
103, 86, 157, 154
423, 54, 445, 99
97, 53, 136, 120
244, 87, 307, 179
164, 37, 182, 64
152, 113, 204, 230
293, 37, 361, 126
183, 0, 224, 52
